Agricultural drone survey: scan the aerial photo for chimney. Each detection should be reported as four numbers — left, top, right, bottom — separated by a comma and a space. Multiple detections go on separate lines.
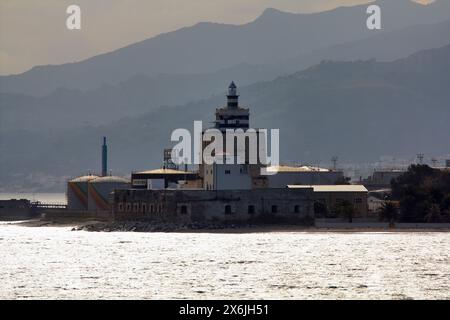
102, 137, 108, 177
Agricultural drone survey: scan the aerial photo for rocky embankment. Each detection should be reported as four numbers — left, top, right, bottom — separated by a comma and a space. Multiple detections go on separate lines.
73, 221, 260, 233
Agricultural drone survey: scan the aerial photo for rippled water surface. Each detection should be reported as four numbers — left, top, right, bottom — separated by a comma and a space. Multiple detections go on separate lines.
1, 223, 449, 299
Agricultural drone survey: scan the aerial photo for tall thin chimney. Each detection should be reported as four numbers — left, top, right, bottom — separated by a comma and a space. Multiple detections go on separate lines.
102, 137, 108, 177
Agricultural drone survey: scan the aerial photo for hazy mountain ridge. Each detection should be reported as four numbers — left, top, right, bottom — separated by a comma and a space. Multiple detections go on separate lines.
280, 18, 450, 72
1, 0, 450, 97
2, 17, 450, 132
0, 63, 282, 131
2, 44, 449, 190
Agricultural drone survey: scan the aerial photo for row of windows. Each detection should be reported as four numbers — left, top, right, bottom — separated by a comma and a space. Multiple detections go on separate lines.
117, 202, 163, 214
117, 202, 191, 215
216, 119, 249, 124
206, 167, 246, 175
216, 124, 250, 129
117, 202, 303, 215
224, 204, 301, 215
217, 115, 249, 120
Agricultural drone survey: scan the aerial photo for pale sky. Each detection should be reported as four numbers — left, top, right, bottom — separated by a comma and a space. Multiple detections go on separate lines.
0, 0, 433, 75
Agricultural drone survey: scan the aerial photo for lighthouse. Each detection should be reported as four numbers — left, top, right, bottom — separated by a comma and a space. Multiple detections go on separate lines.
214, 82, 249, 132
226, 81, 239, 108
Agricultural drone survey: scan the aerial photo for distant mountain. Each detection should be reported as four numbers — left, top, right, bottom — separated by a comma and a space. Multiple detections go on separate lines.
280, 17, 450, 73
0, 63, 281, 131
1, 0, 450, 97
2, 17, 450, 131
2, 44, 449, 191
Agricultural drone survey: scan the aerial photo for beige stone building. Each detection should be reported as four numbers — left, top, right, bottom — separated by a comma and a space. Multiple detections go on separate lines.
288, 185, 369, 217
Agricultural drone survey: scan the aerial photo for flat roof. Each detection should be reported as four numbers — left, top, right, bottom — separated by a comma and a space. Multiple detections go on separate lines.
267, 165, 331, 173
287, 185, 368, 192
135, 169, 195, 175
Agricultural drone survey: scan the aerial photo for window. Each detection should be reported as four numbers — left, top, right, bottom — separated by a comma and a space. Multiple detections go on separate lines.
248, 205, 255, 214
118, 203, 124, 212
271, 205, 278, 214
180, 205, 188, 215
354, 198, 362, 204
225, 170, 231, 175
225, 205, 232, 215
142, 203, 147, 213
133, 203, 139, 213
126, 203, 131, 212
149, 204, 154, 213
294, 205, 300, 213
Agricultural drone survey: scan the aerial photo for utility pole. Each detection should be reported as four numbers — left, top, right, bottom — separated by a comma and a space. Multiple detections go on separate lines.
331, 156, 338, 170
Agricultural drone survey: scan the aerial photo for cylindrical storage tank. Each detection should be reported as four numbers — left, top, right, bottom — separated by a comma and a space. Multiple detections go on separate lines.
67, 175, 98, 210
88, 176, 130, 211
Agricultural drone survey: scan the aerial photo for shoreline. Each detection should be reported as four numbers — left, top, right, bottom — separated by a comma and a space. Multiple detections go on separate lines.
3, 219, 450, 233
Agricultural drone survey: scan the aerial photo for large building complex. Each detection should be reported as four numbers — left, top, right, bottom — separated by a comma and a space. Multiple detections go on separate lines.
110, 82, 368, 223
63, 82, 368, 223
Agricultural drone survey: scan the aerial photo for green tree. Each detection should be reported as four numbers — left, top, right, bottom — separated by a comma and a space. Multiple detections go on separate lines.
379, 201, 398, 226
333, 200, 355, 223
391, 165, 450, 222
424, 204, 442, 223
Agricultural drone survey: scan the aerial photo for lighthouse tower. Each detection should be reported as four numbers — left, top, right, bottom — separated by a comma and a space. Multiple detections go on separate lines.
214, 82, 249, 132
226, 81, 239, 108
200, 82, 261, 191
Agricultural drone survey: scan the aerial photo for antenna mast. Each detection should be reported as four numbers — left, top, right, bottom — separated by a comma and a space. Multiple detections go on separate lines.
331, 156, 338, 170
